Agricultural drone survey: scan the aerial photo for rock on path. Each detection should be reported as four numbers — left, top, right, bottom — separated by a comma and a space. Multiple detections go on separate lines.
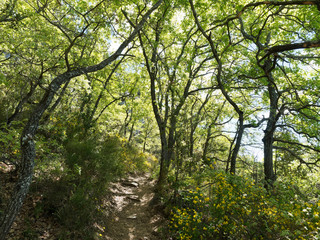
103, 174, 164, 240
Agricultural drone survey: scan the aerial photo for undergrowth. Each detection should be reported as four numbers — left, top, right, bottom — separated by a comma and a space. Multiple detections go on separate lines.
29, 130, 153, 239
169, 169, 320, 240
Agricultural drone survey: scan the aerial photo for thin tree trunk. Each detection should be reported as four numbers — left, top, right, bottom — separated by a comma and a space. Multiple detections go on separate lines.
263, 129, 276, 185
202, 124, 212, 164
128, 122, 135, 142
190, 0, 245, 175
0, 1, 162, 237
230, 113, 244, 174
7, 82, 38, 125
157, 131, 169, 189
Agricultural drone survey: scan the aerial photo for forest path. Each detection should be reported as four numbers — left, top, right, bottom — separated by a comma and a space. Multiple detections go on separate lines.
103, 174, 164, 240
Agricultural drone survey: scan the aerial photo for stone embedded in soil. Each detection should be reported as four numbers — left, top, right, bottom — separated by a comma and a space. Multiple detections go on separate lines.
127, 214, 137, 219
126, 195, 140, 202
121, 181, 139, 188
105, 175, 164, 240
152, 227, 160, 236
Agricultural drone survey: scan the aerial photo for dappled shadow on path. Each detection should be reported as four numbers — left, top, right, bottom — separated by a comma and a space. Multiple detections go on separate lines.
102, 174, 164, 240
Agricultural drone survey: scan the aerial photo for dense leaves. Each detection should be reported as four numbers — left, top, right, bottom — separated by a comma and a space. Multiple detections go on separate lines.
0, 0, 319, 239
170, 170, 320, 239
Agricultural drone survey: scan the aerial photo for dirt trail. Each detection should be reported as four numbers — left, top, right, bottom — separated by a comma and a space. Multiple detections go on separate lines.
103, 174, 164, 240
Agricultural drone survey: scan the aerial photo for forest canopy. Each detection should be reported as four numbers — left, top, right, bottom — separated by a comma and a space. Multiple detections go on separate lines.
0, 0, 320, 239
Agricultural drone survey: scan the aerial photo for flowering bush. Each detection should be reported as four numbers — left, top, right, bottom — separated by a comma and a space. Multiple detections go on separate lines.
169, 171, 320, 239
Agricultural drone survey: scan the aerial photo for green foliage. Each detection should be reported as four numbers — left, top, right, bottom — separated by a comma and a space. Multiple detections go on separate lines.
21, 219, 38, 240
57, 135, 135, 237
57, 188, 98, 239
169, 170, 320, 240
29, 131, 152, 239
1, 0, 320, 238
0, 122, 22, 167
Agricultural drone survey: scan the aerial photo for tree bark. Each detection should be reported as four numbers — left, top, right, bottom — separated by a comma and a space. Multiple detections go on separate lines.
7, 81, 39, 125
262, 82, 278, 186
261, 58, 281, 187
190, 0, 245, 175
230, 113, 244, 174
157, 126, 169, 188
202, 124, 212, 164
0, 1, 162, 237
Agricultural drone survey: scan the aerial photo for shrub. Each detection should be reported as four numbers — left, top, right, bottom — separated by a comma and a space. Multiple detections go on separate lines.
169, 170, 320, 240
0, 122, 22, 169
27, 130, 152, 239
54, 133, 150, 238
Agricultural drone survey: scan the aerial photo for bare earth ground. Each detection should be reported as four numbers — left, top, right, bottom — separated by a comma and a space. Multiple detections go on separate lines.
0, 165, 166, 240
103, 174, 165, 240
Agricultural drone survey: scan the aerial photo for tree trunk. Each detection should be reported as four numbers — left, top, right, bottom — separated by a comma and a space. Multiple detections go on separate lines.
156, 121, 170, 187
263, 129, 276, 186
262, 80, 278, 187
202, 124, 212, 164
0, 85, 61, 239
128, 122, 135, 142
157, 134, 169, 190
230, 113, 244, 174
0, 1, 163, 236
0, 134, 35, 239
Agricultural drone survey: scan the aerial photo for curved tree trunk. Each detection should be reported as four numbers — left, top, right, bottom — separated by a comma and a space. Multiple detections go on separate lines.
0, 80, 69, 239
7, 81, 38, 125
190, 0, 246, 175
0, 1, 162, 237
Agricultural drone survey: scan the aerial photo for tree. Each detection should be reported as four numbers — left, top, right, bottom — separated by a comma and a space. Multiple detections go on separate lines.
1, 0, 320, 237
188, 0, 320, 185
0, 0, 162, 237
133, 2, 221, 191
188, 0, 266, 175
235, 1, 320, 185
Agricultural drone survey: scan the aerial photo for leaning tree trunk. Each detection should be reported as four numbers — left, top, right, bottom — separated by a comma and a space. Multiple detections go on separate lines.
190, 0, 246, 175
0, 78, 71, 239
0, 1, 163, 237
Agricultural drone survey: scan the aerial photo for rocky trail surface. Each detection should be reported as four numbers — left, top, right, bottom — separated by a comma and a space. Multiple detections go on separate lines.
1, 166, 166, 240
103, 174, 165, 240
